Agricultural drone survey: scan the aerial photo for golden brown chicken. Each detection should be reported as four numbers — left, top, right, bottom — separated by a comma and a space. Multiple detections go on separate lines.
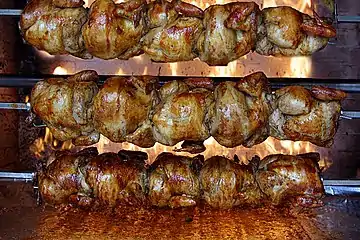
92, 76, 158, 147
38, 147, 98, 206
20, 0, 91, 58
152, 78, 215, 146
269, 85, 346, 147
255, 153, 325, 208
141, 0, 204, 62
82, 0, 147, 60
148, 152, 203, 208
84, 151, 148, 207
31, 70, 100, 146
210, 72, 272, 148
200, 156, 262, 209
256, 6, 336, 56
196, 2, 260, 66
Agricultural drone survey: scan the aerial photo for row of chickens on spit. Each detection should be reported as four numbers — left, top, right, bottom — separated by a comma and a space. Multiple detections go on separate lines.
20, 0, 336, 65
31, 70, 346, 152
40, 147, 324, 209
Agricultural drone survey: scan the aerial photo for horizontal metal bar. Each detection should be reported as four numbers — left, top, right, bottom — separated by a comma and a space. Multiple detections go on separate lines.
0, 9, 22, 16
0, 171, 34, 182
0, 102, 31, 110
341, 111, 360, 120
337, 15, 360, 23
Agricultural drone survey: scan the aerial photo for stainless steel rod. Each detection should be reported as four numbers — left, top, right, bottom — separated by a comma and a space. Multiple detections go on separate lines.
0, 102, 31, 110
0, 9, 22, 16
337, 15, 360, 23
0, 171, 34, 182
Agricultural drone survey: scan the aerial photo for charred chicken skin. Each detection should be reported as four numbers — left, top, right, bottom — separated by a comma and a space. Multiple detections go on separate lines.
141, 0, 204, 62
197, 2, 259, 66
82, 0, 147, 60
39, 149, 325, 210
92, 76, 158, 147
256, 6, 336, 56
148, 152, 203, 208
31, 70, 100, 146
20, 0, 90, 58
200, 156, 262, 209
255, 153, 324, 208
269, 85, 347, 147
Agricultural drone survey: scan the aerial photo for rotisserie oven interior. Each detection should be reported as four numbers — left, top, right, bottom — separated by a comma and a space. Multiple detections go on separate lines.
1, 0, 360, 239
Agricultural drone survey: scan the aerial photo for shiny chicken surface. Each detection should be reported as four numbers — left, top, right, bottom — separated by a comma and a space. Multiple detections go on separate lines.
20, 0, 90, 58
197, 2, 259, 65
200, 156, 262, 209
256, 6, 336, 56
255, 153, 324, 207
31, 70, 99, 146
142, 0, 204, 62
210, 72, 271, 147
148, 153, 203, 208
92, 76, 158, 147
269, 85, 347, 147
82, 0, 147, 59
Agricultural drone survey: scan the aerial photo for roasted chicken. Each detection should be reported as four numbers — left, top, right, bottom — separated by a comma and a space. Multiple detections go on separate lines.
200, 156, 262, 209
39, 148, 325, 210
141, 0, 204, 62
255, 153, 324, 207
31, 70, 100, 146
20, 0, 90, 58
92, 76, 158, 147
152, 78, 215, 146
269, 85, 347, 147
82, 0, 147, 59
148, 153, 203, 208
256, 6, 336, 56
210, 72, 271, 147
196, 2, 259, 65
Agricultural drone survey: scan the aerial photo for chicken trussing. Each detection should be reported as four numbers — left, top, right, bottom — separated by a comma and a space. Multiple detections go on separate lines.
20, 0, 336, 65
31, 71, 346, 149
39, 148, 325, 209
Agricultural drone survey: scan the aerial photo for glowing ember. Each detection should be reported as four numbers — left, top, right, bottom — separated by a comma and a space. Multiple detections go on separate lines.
53, 66, 68, 75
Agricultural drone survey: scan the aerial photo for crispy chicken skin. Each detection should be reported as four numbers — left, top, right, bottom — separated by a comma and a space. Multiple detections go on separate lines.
256, 6, 336, 56
38, 147, 98, 205
255, 153, 325, 208
92, 76, 158, 147
141, 0, 204, 62
200, 156, 262, 209
52, 0, 85, 7
210, 72, 271, 148
269, 86, 346, 147
148, 153, 203, 208
85, 151, 148, 207
152, 79, 215, 146
31, 70, 100, 146
82, 0, 147, 59
20, 0, 90, 58
197, 2, 259, 66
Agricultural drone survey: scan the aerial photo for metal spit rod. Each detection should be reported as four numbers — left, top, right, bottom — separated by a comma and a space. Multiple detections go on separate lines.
0, 171, 35, 182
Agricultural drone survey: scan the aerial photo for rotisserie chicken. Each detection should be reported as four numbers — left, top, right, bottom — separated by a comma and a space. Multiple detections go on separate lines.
92, 75, 158, 147
148, 152, 204, 208
82, 0, 147, 59
31, 70, 100, 146
210, 72, 272, 148
39, 148, 325, 210
256, 6, 336, 56
141, 0, 204, 62
200, 156, 262, 209
20, 0, 91, 58
196, 2, 260, 66
255, 153, 324, 207
152, 78, 215, 146
269, 85, 347, 147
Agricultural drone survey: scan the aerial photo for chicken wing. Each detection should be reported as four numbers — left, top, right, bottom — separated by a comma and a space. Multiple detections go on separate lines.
148, 152, 203, 208
31, 70, 100, 146
196, 2, 260, 65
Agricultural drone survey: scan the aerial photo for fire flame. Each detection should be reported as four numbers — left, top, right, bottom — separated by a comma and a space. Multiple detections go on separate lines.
53, 66, 68, 75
